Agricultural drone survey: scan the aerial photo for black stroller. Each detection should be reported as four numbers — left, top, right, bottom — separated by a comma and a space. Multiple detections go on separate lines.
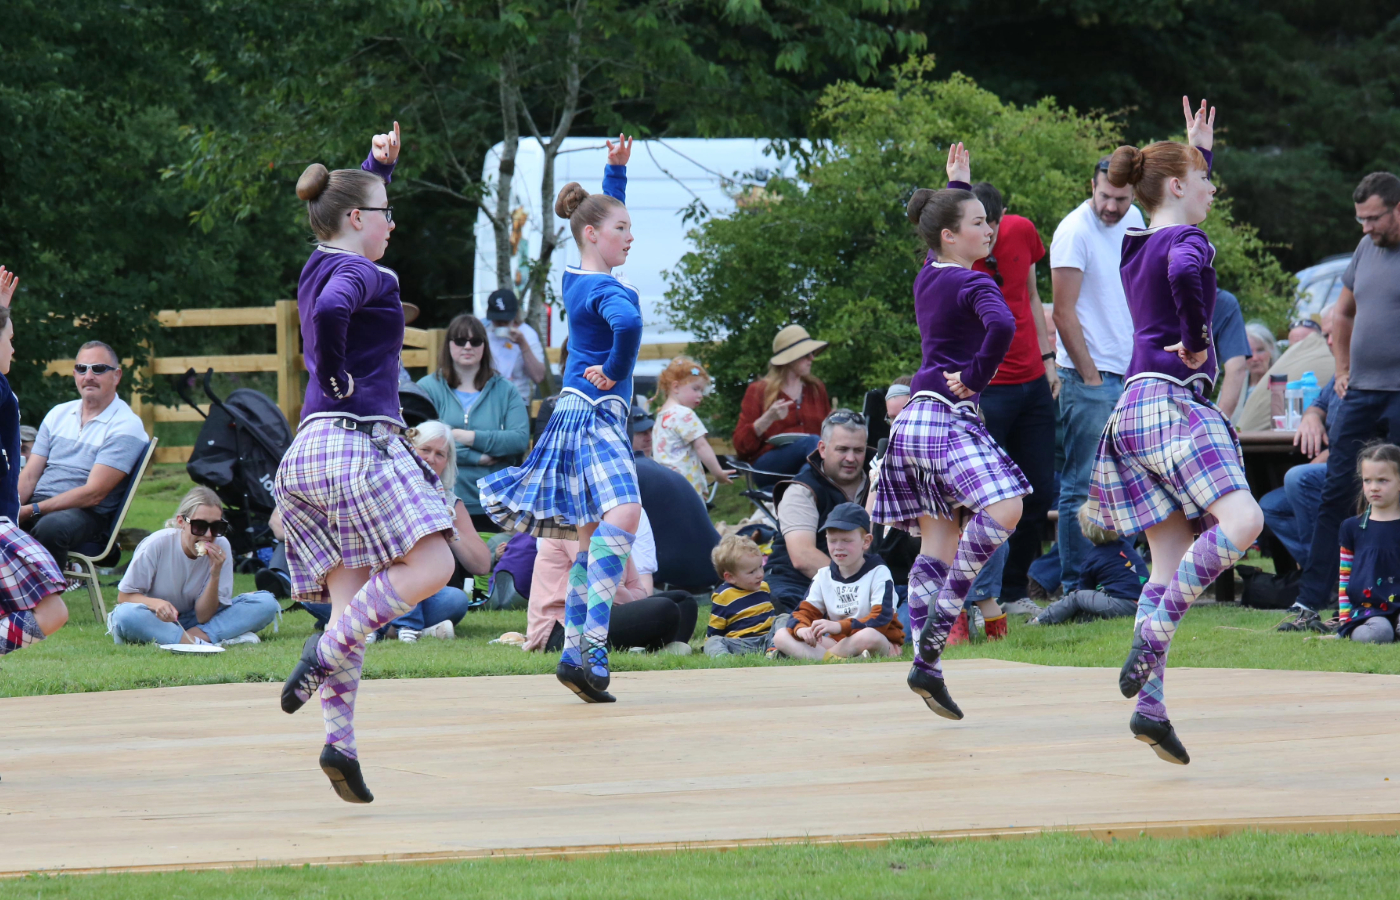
176, 368, 293, 561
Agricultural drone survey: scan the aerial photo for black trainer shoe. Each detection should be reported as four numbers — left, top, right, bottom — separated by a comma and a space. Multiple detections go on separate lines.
907, 665, 964, 720
1276, 608, 1327, 633
1119, 626, 1157, 699
319, 744, 374, 803
556, 662, 616, 703
281, 633, 326, 714
1129, 712, 1190, 765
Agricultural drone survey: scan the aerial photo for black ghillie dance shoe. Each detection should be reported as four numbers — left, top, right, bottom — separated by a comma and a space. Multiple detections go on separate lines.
556, 662, 616, 703
1130, 712, 1190, 765
281, 633, 327, 714
906, 665, 964, 720
319, 744, 374, 803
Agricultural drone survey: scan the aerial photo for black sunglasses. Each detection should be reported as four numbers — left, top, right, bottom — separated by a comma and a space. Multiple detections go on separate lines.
984, 255, 1005, 288
349, 206, 394, 224
450, 336, 486, 348
826, 409, 867, 427
186, 517, 228, 537
74, 363, 118, 375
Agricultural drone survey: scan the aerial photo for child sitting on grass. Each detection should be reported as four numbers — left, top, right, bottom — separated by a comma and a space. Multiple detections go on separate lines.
1028, 503, 1148, 625
1336, 443, 1400, 643
704, 534, 780, 657
773, 503, 904, 660
652, 357, 735, 497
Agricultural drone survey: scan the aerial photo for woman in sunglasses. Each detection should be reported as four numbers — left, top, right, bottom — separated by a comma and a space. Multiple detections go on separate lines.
0, 269, 71, 663
109, 487, 280, 646
415, 313, 529, 532
277, 122, 458, 803
872, 143, 1029, 722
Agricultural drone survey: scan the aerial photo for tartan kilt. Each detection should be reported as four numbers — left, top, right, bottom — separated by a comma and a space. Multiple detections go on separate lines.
0, 519, 66, 614
479, 390, 639, 540
872, 394, 1031, 531
1087, 376, 1249, 535
273, 417, 456, 603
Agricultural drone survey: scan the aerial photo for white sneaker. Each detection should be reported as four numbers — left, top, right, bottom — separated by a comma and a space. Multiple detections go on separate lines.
422, 621, 455, 640
219, 631, 261, 647
365, 631, 379, 645
397, 628, 420, 643
1000, 598, 1042, 617
661, 641, 692, 656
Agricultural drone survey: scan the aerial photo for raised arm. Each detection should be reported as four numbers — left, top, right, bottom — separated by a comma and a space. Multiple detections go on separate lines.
601, 134, 632, 203
363, 121, 401, 182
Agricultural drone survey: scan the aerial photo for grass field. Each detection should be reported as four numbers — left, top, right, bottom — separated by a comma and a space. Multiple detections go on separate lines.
3, 832, 1397, 899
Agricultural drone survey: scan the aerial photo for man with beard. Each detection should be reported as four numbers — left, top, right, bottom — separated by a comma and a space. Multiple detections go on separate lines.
1048, 157, 1146, 595
1281, 172, 1400, 631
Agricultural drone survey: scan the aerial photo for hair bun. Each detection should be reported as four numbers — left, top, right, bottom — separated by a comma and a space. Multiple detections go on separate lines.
906, 188, 936, 224
296, 163, 330, 202
555, 182, 590, 219
1106, 145, 1146, 188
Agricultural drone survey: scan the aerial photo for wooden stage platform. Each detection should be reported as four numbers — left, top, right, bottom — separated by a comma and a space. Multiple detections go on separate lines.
2, 659, 1398, 876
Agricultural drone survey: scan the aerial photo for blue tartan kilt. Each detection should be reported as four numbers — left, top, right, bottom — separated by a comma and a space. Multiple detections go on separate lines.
478, 390, 640, 540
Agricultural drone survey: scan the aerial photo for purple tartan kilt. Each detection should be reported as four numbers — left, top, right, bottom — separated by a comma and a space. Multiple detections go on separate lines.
273, 417, 456, 603
1087, 376, 1249, 535
872, 394, 1031, 530
0, 519, 66, 614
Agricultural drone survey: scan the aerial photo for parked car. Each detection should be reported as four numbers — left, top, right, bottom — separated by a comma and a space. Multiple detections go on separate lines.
1291, 253, 1351, 322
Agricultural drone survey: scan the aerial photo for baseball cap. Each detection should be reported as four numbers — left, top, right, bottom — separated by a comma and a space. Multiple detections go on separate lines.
629, 403, 655, 434
822, 502, 870, 534
486, 289, 519, 323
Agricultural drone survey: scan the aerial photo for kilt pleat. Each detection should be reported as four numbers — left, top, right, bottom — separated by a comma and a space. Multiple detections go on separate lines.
0, 519, 66, 613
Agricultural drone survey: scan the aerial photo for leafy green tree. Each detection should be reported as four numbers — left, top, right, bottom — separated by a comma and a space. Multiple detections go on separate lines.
665, 58, 1295, 430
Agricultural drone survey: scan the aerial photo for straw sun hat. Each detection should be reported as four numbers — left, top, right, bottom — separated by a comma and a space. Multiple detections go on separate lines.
769, 325, 828, 367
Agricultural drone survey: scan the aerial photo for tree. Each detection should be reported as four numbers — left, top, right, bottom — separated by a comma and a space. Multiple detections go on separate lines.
665, 58, 1295, 431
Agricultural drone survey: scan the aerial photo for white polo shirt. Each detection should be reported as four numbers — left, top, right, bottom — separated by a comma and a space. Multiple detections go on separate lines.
487, 321, 545, 404
31, 396, 148, 515
1049, 199, 1145, 375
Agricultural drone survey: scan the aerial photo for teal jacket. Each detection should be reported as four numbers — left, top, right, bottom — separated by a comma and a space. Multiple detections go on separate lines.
416, 371, 530, 514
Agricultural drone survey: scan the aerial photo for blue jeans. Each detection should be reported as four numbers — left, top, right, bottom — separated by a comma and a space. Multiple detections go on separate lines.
1056, 367, 1124, 593
968, 377, 1059, 601
751, 436, 820, 487
1298, 388, 1400, 610
387, 585, 471, 633
109, 591, 280, 644
1260, 463, 1326, 570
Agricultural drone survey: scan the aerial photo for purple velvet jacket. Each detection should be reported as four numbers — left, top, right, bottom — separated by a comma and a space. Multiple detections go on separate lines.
297, 154, 405, 425
1121, 148, 1220, 389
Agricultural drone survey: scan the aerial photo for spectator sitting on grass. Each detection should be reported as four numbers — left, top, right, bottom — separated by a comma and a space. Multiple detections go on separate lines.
704, 534, 781, 658
109, 487, 279, 646
772, 503, 904, 660
1027, 504, 1147, 626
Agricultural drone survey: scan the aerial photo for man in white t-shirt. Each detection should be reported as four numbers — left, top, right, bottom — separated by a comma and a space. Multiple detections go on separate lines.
1049, 156, 1145, 594
484, 289, 546, 403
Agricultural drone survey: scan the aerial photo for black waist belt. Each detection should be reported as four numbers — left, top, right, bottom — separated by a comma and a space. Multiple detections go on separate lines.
330, 417, 400, 436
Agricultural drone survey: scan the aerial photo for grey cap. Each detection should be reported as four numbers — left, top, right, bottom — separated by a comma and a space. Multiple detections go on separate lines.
629, 404, 655, 434
886, 383, 911, 400
822, 501, 871, 534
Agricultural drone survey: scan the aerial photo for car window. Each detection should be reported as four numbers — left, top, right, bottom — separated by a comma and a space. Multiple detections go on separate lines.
1297, 275, 1334, 318
1326, 278, 1344, 306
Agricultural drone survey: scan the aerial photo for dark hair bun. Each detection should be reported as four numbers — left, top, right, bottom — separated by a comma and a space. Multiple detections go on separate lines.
1106, 145, 1145, 189
555, 182, 590, 219
296, 163, 330, 202
906, 188, 936, 224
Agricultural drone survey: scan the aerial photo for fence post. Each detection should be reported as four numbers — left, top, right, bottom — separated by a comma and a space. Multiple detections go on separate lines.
275, 300, 301, 426
130, 341, 156, 438
425, 328, 446, 377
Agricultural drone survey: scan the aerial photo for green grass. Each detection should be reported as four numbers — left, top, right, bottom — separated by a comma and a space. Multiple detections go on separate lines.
4, 832, 1398, 899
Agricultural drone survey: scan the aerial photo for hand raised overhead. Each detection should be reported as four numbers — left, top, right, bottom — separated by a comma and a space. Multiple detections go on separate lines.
605, 134, 633, 167
372, 121, 402, 165
0, 266, 16, 308
945, 142, 971, 184
1182, 97, 1215, 152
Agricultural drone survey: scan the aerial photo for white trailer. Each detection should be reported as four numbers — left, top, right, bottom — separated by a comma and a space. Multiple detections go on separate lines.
473, 137, 798, 375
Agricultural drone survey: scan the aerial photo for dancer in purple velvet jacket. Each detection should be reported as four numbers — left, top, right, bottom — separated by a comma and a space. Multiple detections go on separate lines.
1087, 99, 1263, 765
275, 123, 457, 804
872, 143, 1030, 721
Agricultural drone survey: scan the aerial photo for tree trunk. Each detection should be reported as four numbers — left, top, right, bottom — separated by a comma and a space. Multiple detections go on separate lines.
493, 51, 520, 294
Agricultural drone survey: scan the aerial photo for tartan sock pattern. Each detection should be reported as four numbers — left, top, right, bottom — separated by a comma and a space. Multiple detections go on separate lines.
317, 570, 415, 758
0, 611, 43, 655
1136, 527, 1244, 721
925, 512, 1012, 664
908, 554, 949, 676
560, 551, 590, 668
584, 523, 634, 679
1134, 581, 1169, 630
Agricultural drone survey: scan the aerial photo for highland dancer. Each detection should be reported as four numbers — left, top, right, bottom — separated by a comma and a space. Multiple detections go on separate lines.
277, 124, 458, 803
479, 135, 642, 703
872, 144, 1030, 719
0, 268, 69, 676
1089, 99, 1263, 765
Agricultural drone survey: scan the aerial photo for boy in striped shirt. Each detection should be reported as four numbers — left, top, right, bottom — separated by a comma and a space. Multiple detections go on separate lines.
705, 534, 780, 657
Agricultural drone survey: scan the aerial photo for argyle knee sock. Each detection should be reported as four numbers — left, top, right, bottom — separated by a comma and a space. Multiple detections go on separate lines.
1136, 527, 1244, 721
560, 551, 590, 669
925, 511, 1013, 664
317, 570, 414, 757
1134, 582, 1169, 631
584, 523, 634, 678
908, 554, 949, 676
0, 611, 43, 655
